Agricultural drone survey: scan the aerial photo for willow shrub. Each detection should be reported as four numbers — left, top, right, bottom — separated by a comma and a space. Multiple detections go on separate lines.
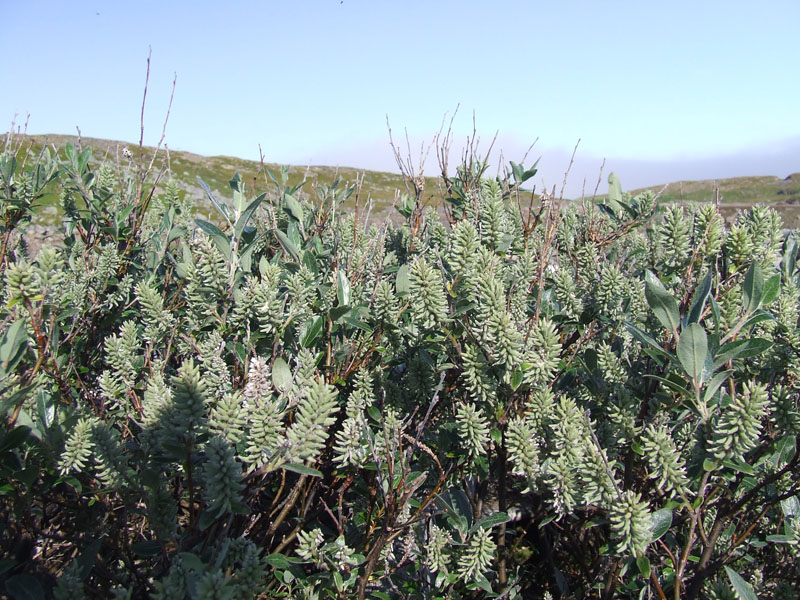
1, 140, 799, 600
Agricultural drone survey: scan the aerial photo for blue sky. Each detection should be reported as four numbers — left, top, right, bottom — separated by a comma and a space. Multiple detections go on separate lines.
2, 1, 799, 195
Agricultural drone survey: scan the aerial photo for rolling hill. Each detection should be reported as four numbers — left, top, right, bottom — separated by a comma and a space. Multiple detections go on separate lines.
7, 133, 800, 228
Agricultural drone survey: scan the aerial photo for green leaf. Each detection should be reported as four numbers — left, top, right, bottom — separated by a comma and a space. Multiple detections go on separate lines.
178, 552, 205, 572
336, 270, 351, 306
131, 540, 162, 557
766, 534, 795, 543
737, 310, 775, 332
300, 316, 324, 348
604, 172, 624, 217
687, 272, 712, 325
780, 495, 799, 519
229, 173, 247, 212
509, 368, 524, 391
713, 338, 772, 368
197, 177, 231, 225
5, 574, 45, 600
471, 511, 510, 534
238, 232, 265, 273
724, 566, 758, 600
0, 319, 28, 373
284, 194, 305, 222
625, 322, 674, 360
636, 555, 651, 578
703, 370, 732, 404
434, 494, 469, 538
198, 507, 220, 530
742, 262, 763, 314
273, 229, 301, 262
0, 154, 16, 186
234, 192, 266, 239
195, 219, 231, 260
282, 463, 322, 477
782, 236, 798, 281
761, 273, 780, 306
721, 459, 754, 475
644, 271, 680, 336
471, 574, 494, 593
272, 357, 292, 392
649, 509, 672, 542
644, 374, 690, 397
0, 426, 30, 453
677, 323, 708, 383
265, 553, 292, 569
396, 264, 410, 296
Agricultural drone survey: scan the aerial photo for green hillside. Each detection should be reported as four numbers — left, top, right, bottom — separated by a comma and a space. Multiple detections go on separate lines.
7, 134, 443, 224
8, 133, 800, 228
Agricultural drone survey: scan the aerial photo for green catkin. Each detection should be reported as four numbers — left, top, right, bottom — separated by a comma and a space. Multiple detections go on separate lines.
284, 378, 339, 464
596, 263, 628, 321
658, 204, 691, 272
554, 265, 583, 318
209, 392, 247, 445
447, 220, 480, 275
609, 490, 651, 556
408, 256, 449, 329
424, 525, 452, 574
479, 180, 507, 251
461, 343, 495, 405
506, 414, 540, 487
457, 527, 496, 582
296, 527, 325, 565
642, 424, 690, 496
724, 223, 754, 273
202, 436, 244, 516
59, 417, 95, 475
169, 360, 208, 439
103, 320, 140, 390
709, 381, 770, 460
693, 203, 724, 261
523, 318, 561, 385
333, 416, 368, 467
596, 341, 627, 385
455, 402, 491, 458
136, 281, 175, 342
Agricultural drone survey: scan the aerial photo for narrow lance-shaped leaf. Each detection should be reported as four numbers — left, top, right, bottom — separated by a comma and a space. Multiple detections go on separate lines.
644, 271, 681, 337
195, 219, 231, 260
284, 194, 305, 223
273, 229, 301, 262
687, 271, 712, 325
234, 192, 267, 239
336, 270, 351, 306
760, 273, 780, 307
724, 566, 758, 600
197, 177, 232, 226
703, 370, 732, 404
742, 261, 763, 314
677, 323, 708, 384
649, 508, 672, 542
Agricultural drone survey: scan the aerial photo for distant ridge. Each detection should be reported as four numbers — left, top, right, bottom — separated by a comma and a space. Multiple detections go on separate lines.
7, 133, 800, 227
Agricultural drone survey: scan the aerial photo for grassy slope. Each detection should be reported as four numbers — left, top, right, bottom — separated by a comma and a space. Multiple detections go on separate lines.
9, 134, 443, 223
8, 133, 800, 227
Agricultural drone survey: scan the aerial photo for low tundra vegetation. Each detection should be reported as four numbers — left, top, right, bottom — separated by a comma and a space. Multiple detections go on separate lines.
0, 138, 798, 599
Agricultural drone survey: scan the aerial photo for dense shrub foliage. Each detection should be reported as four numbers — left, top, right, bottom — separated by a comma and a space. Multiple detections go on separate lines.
1, 139, 799, 599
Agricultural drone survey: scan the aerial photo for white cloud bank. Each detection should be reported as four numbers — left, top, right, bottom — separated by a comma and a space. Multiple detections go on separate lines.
291, 134, 800, 198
